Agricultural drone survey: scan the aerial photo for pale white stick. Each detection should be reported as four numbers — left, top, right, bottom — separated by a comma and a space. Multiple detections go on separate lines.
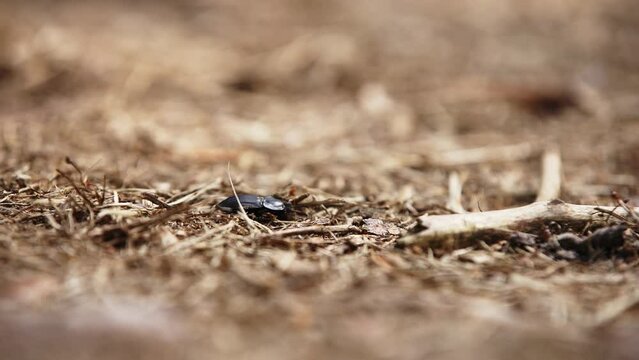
536, 147, 562, 202
446, 171, 466, 214
227, 163, 259, 233
400, 200, 637, 246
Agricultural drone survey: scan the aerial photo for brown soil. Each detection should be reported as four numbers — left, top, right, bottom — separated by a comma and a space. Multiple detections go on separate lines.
1, 1, 639, 359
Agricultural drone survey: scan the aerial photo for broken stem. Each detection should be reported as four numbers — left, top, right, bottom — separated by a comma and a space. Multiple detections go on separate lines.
536, 146, 562, 201
446, 171, 466, 213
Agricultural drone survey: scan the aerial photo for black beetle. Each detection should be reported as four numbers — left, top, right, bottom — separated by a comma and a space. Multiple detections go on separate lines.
217, 194, 290, 215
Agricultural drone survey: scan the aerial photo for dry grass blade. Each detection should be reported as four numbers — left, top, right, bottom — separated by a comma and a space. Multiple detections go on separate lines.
256, 218, 359, 240
65, 156, 87, 184
227, 162, 263, 234
55, 170, 95, 210
90, 204, 190, 238
165, 221, 237, 254
127, 204, 190, 230
166, 179, 222, 206
141, 192, 171, 209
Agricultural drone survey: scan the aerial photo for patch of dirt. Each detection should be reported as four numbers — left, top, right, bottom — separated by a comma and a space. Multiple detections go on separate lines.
1, 1, 639, 359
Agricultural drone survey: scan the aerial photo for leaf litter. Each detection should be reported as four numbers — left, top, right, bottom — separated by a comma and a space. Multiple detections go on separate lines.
1, 1, 639, 359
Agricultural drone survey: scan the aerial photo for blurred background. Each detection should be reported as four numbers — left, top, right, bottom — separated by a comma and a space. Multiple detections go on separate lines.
1, 0, 638, 201
1, 0, 639, 359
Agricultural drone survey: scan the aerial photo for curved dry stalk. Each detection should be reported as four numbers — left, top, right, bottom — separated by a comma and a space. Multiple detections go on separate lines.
226, 163, 260, 234
225, 163, 272, 234
166, 178, 222, 206
400, 200, 639, 247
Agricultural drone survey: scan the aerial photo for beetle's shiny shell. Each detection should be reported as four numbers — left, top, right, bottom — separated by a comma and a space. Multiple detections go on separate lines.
262, 196, 286, 211
217, 194, 287, 212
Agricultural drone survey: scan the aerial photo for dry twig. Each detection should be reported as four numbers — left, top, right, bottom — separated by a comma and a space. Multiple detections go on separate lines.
400, 200, 639, 247
256, 219, 359, 240
165, 221, 237, 254
536, 147, 562, 201
446, 171, 466, 214
141, 192, 171, 209
226, 163, 270, 234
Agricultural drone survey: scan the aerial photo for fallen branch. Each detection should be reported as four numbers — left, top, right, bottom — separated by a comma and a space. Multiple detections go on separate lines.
400, 200, 638, 247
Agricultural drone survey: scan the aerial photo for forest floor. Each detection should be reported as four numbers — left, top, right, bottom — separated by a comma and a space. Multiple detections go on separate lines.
1, 1, 639, 359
